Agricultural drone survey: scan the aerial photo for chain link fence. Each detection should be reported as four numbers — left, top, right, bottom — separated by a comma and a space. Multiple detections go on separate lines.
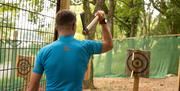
0, 0, 58, 90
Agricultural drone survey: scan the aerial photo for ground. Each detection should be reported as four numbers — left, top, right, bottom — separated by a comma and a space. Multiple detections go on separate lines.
83, 76, 178, 91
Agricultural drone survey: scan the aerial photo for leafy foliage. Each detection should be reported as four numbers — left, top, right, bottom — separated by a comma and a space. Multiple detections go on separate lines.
114, 0, 144, 37
114, 0, 180, 38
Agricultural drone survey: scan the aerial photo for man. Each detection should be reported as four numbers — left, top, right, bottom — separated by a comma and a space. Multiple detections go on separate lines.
27, 10, 113, 91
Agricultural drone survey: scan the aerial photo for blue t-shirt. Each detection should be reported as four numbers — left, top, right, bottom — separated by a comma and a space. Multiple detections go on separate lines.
33, 35, 102, 91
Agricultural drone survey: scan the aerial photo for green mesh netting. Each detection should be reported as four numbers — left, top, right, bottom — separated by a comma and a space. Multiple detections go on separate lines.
93, 36, 180, 78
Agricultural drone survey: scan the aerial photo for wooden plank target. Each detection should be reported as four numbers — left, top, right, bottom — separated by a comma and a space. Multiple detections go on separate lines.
16, 55, 34, 80
125, 49, 150, 77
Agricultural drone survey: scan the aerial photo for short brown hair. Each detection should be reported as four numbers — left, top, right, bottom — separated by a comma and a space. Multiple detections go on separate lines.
55, 10, 76, 29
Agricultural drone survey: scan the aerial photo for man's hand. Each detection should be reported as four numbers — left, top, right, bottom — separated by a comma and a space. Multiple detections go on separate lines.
95, 10, 113, 53
95, 10, 105, 22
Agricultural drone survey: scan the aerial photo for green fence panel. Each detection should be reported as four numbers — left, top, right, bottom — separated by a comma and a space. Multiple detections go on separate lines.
93, 36, 180, 78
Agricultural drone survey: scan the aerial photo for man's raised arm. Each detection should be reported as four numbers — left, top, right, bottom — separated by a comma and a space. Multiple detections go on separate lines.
95, 10, 113, 53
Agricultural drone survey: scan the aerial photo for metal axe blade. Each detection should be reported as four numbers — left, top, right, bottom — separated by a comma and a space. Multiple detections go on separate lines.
80, 12, 89, 35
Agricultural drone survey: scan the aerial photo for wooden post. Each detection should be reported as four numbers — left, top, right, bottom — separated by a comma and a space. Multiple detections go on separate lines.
54, 0, 70, 41
84, 60, 91, 80
60, 0, 70, 10
133, 75, 140, 91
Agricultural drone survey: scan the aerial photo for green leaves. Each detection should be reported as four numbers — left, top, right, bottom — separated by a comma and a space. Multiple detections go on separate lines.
0, 3, 19, 12
114, 0, 144, 37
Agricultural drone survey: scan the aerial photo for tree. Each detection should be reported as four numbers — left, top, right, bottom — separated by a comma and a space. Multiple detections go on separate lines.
82, 0, 115, 89
114, 0, 143, 37
150, 0, 180, 34
82, 0, 97, 88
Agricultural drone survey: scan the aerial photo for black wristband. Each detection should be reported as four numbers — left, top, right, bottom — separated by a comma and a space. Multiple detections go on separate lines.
99, 18, 107, 24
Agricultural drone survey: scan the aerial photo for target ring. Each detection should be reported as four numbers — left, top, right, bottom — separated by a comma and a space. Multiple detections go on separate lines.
17, 59, 31, 75
132, 59, 143, 68
127, 52, 149, 73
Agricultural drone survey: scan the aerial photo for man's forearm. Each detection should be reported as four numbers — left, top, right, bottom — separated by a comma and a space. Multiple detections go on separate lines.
101, 24, 113, 52
27, 83, 40, 91
102, 24, 112, 42
95, 10, 113, 52
27, 72, 42, 91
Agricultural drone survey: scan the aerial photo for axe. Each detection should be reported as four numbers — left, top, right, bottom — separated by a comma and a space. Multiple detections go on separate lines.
80, 12, 99, 35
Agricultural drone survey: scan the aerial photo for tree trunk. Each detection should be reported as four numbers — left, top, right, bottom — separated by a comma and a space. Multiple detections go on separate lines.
54, 0, 70, 41
60, 0, 70, 10
130, 16, 138, 37
129, 0, 139, 37
108, 0, 115, 37
82, 0, 96, 89
82, 0, 107, 89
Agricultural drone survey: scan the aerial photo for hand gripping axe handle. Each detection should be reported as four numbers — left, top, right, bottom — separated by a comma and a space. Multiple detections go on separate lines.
80, 12, 99, 35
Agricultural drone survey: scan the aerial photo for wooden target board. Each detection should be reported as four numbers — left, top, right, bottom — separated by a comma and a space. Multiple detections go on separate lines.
16, 55, 34, 80
125, 49, 150, 77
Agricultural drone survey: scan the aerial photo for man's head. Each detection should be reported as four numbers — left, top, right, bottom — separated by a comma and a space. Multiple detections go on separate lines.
55, 10, 76, 35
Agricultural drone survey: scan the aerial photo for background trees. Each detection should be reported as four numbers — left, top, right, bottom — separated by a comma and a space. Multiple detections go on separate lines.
70, 0, 180, 89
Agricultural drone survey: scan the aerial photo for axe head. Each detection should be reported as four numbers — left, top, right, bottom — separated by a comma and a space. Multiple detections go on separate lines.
80, 12, 89, 35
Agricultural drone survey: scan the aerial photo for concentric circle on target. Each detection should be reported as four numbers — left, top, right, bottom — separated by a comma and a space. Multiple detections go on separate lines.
17, 59, 31, 75
132, 59, 143, 68
127, 52, 149, 73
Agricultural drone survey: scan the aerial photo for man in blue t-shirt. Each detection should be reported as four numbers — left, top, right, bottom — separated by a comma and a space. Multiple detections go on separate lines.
27, 10, 113, 91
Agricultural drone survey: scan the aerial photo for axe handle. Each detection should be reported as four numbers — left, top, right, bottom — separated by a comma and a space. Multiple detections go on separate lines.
87, 16, 99, 30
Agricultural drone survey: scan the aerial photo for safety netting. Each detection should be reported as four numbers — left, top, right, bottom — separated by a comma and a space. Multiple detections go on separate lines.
93, 35, 180, 78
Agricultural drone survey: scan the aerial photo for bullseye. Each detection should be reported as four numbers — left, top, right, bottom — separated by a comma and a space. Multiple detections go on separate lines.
132, 59, 143, 68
